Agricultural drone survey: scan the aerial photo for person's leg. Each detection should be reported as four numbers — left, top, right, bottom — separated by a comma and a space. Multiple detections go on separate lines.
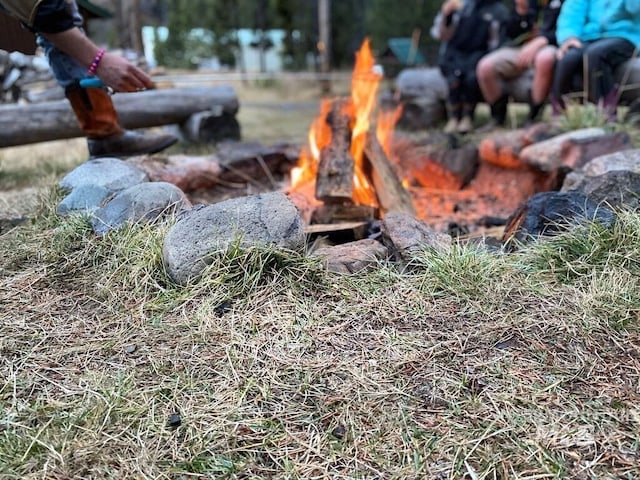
550, 46, 584, 115
441, 66, 463, 133
476, 47, 521, 127
458, 68, 483, 134
584, 38, 636, 120
37, 4, 176, 157
445, 90, 462, 133
527, 45, 557, 123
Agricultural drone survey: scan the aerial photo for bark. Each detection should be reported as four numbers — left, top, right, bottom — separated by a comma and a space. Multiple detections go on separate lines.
315, 99, 354, 203
311, 204, 377, 224
364, 134, 416, 215
0, 86, 239, 147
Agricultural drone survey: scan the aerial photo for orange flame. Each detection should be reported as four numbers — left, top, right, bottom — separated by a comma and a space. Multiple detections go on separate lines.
290, 39, 402, 211
376, 106, 402, 159
348, 38, 380, 206
290, 98, 332, 190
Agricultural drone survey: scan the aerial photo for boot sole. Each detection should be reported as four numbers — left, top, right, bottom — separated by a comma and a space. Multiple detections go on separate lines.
88, 137, 179, 158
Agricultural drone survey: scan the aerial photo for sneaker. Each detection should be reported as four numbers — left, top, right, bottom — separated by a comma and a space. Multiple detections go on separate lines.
457, 116, 473, 134
444, 117, 459, 133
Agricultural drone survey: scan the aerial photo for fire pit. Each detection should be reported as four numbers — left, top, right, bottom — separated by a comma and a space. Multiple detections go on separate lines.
286, 39, 558, 238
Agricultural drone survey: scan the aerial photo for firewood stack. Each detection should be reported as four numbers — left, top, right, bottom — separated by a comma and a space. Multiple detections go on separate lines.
310, 97, 416, 225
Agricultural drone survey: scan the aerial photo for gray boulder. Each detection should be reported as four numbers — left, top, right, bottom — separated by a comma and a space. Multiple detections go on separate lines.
58, 157, 148, 193
163, 191, 305, 285
565, 171, 640, 210
91, 181, 190, 235
381, 212, 451, 261
56, 184, 111, 216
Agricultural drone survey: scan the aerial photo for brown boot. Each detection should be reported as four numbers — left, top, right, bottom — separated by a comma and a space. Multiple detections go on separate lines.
65, 84, 177, 158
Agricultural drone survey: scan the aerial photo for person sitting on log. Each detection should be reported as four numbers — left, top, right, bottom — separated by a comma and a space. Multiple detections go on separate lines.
432, 0, 509, 134
0, 0, 177, 157
476, 0, 565, 129
550, 0, 640, 122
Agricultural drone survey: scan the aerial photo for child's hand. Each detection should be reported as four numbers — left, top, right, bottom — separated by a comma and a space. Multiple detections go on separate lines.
442, 0, 462, 16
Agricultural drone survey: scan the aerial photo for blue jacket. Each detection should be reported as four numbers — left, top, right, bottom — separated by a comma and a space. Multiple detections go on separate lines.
556, 0, 640, 48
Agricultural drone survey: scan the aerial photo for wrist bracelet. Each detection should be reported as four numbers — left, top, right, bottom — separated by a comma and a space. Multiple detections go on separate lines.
88, 48, 106, 76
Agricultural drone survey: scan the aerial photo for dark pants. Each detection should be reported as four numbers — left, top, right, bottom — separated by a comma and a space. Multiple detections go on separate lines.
439, 48, 484, 115
551, 37, 636, 104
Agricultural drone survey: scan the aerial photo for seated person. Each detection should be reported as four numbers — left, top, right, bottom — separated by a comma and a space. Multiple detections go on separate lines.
477, 0, 565, 128
432, 0, 508, 134
551, 0, 640, 121
0, 0, 177, 157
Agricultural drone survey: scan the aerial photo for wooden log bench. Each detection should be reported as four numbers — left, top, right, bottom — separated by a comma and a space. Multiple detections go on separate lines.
0, 85, 240, 147
391, 58, 640, 129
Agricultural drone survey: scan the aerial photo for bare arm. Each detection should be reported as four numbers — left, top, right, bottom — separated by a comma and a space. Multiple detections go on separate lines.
40, 27, 155, 92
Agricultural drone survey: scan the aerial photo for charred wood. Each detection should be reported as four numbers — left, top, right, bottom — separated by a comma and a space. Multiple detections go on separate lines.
315, 99, 355, 203
364, 134, 416, 215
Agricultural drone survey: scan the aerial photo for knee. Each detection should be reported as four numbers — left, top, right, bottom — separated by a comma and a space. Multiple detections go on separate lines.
584, 45, 607, 65
476, 56, 494, 80
534, 49, 556, 74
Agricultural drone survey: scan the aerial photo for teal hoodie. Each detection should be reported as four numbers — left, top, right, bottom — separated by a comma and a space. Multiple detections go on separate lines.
556, 0, 640, 48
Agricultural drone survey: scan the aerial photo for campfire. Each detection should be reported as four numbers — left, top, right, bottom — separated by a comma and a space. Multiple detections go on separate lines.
288, 39, 414, 226
148, 40, 564, 240
286, 39, 560, 237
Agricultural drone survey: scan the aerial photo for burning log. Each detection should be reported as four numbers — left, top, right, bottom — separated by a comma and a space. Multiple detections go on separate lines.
364, 134, 416, 215
315, 99, 355, 204
311, 204, 377, 224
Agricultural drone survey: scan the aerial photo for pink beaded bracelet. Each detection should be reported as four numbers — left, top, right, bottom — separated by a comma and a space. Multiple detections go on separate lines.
87, 48, 105, 76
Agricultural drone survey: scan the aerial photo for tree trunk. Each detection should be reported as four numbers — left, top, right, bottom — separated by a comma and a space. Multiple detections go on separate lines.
0, 86, 239, 147
116, 0, 144, 53
318, 0, 332, 94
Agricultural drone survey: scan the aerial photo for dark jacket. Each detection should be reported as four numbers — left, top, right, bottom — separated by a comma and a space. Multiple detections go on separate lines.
503, 0, 538, 45
537, 0, 564, 46
438, 0, 509, 74
0, 0, 75, 34
503, 0, 564, 46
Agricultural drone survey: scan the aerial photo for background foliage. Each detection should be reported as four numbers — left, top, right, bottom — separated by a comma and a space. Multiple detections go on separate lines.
149, 0, 441, 70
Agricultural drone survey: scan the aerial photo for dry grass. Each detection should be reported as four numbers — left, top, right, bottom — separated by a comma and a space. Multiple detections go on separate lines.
0, 138, 88, 218
1, 204, 639, 479
1, 83, 640, 479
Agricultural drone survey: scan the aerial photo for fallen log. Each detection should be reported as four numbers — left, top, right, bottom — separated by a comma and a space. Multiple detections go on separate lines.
0, 85, 239, 148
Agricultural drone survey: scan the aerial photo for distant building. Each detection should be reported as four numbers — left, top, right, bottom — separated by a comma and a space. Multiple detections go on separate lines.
143, 27, 286, 72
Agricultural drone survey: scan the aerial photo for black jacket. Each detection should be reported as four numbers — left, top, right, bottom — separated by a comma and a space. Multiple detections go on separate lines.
0, 0, 76, 34
438, 0, 509, 74
503, 0, 565, 46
